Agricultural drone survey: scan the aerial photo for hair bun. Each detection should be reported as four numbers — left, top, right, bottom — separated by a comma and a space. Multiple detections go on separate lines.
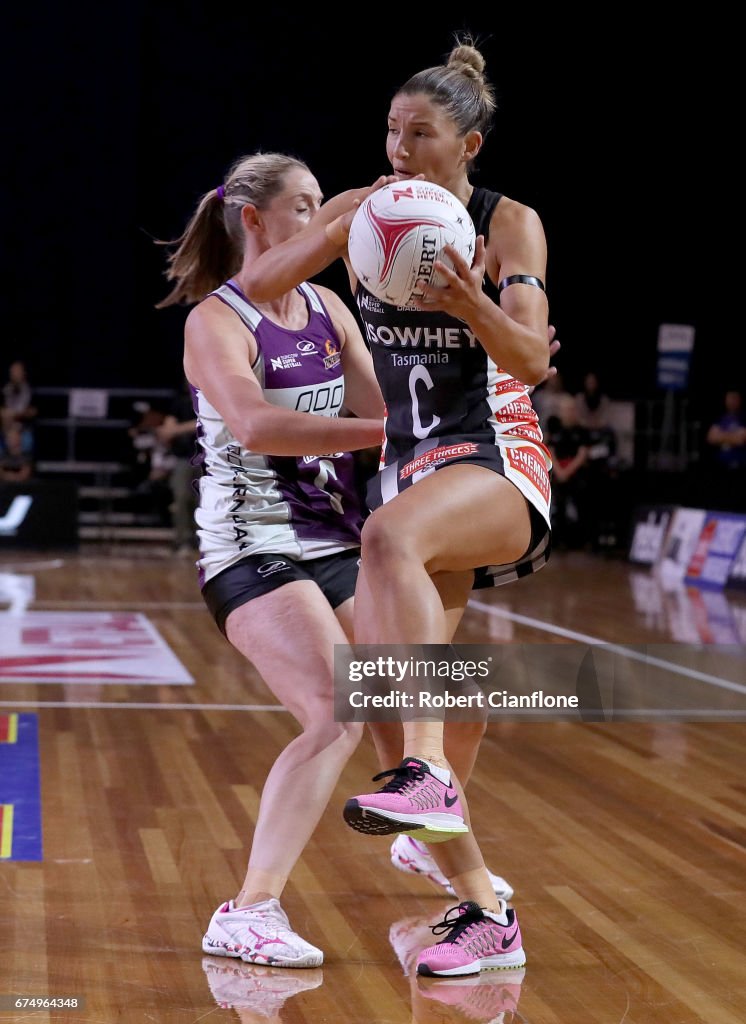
447, 44, 486, 79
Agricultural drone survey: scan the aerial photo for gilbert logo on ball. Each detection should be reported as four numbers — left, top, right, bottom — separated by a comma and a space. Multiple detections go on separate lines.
348, 181, 476, 308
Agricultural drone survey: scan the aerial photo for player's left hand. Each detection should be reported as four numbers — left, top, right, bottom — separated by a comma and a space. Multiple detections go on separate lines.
411, 236, 487, 318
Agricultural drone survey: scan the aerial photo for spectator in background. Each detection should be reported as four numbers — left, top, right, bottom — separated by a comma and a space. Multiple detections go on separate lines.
531, 369, 571, 432
546, 395, 589, 548
127, 403, 175, 529
1, 361, 36, 451
156, 379, 199, 556
574, 371, 612, 431
706, 390, 746, 471
578, 370, 617, 472
128, 402, 167, 484
574, 370, 621, 547
0, 424, 34, 482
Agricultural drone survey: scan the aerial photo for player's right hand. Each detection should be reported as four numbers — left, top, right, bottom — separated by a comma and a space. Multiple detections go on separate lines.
323, 175, 425, 249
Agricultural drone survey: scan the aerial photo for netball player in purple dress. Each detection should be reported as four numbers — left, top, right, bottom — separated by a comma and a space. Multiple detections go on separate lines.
243, 39, 556, 976
159, 152, 388, 967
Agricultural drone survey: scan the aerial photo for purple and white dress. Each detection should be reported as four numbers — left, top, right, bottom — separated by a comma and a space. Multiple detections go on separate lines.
193, 280, 363, 587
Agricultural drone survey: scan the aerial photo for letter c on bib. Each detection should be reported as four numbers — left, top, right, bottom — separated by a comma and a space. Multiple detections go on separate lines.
408, 365, 441, 441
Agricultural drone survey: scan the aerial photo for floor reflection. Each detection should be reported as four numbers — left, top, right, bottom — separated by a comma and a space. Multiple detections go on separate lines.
628, 571, 746, 644
202, 957, 323, 1022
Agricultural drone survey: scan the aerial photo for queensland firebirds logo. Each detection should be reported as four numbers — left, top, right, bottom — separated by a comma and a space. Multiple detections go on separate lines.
323, 339, 340, 370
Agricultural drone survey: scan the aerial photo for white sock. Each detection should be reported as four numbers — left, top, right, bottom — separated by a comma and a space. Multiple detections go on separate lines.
483, 900, 509, 925
420, 758, 451, 787
229, 897, 272, 913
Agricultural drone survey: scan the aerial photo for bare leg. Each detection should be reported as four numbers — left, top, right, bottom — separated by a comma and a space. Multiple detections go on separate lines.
227, 584, 362, 906
355, 465, 531, 908
367, 569, 485, 781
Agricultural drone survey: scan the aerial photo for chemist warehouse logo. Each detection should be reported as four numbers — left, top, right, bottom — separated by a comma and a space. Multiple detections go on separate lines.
506, 446, 550, 503
400, 443, 478, 480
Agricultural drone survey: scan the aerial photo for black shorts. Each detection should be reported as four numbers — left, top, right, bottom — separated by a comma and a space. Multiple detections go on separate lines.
473, 499, 551, 588
367, 437, 551, 590
201, 548, 361, 636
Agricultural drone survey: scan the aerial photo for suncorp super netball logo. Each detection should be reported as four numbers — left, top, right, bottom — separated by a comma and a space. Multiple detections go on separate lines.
392, 184, 455, 206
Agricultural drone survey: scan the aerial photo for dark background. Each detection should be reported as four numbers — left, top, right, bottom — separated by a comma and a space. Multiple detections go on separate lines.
2, 8, 733, 419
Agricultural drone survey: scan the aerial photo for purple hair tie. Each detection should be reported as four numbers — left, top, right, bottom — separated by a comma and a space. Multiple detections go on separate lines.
216, 185, 225, 201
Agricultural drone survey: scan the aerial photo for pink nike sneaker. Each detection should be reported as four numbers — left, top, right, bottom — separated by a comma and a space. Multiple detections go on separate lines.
343, 757, 469, 844
416, 900, 525, 977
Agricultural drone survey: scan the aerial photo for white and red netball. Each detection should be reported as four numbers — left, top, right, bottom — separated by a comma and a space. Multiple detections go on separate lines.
347, 180, 476, 308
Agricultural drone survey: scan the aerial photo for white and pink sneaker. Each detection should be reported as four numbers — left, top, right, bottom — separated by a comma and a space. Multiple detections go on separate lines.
343, 757, 469, 844
201, 957, 323, 1011
391, 835, 515, 901
202, 898, 323, 968
416, 900, 525, 977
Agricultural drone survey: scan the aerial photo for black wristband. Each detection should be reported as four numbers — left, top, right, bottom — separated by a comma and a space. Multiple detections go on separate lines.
498, 274, 545, 292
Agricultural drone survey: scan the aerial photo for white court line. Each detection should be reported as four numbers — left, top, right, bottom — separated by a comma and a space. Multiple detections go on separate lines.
0, 700, 287, 711
575, 709, 746, 718
467, 599, 746, 697
0, 700, 743, 719
1, 559, 65, 571
20, 599, 205, 609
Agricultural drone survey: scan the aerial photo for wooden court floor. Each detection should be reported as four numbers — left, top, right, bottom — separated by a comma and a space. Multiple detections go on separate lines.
0, 548, 745, 1023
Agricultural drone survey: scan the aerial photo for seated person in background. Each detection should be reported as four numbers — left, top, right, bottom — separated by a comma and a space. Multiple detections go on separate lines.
546, 395, 590, 548
573, 372, 619, 547
531, 369, 571, 432
129, 402, 166, 482
583, 419, 620, 552
128, 403, 173, 524
706, 390, 746, 471
1, 361, 36, 449
155, 379, 198, 556
574, 371, 611, 431
0, 424, 34, 482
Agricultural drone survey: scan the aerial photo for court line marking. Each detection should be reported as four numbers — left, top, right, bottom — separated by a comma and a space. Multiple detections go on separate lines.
1, 559, 65, 571
0, 605, 741, 710
0, 700, 743, 719
467, 599, 746, 696
0, 805, 13, 858
26, 601, 206, 610
0, 701, 287, 711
